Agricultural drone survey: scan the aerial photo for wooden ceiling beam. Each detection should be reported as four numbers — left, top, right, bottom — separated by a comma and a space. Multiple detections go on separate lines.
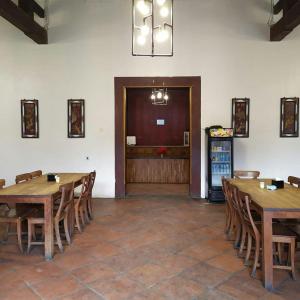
0, 0, 47, 44
19, 0, 45, 18
270, 0, 300, 41
274, 0, 298, 14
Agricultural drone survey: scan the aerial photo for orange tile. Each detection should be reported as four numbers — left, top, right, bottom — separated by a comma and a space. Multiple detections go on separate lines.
59, 288, 104, 300
72, 261, 119, 284
152, 275, 205, 300
206, 253, 246, 273
89, 276, 145, 300
32, 275, 83, 299
128, 263, 173, 287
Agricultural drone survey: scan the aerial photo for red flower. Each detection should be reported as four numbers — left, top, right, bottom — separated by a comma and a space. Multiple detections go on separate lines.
157, 147, 167, 155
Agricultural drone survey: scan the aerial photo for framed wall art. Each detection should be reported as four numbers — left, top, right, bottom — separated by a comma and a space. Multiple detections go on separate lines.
21, 99, 39, 138
280, 97, 299, 137
231, 98, 250, 138
68, 99, 85, 138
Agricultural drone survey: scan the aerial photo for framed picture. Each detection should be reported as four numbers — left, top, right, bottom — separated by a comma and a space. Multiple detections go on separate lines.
280, 97, 299, 137
68, 99, 85, 138
231, 98, 250, 138
184, 131, 189, 146
21, 100, 39, 138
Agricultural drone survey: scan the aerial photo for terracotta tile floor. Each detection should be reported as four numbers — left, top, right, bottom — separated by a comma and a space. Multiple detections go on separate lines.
0, 197, 299, 299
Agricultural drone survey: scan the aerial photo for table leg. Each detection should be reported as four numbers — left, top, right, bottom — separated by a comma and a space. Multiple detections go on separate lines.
44, 196, 54, 260
262, 211, 273, 291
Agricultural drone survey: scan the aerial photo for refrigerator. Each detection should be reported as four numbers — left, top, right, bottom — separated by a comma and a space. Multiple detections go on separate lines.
207, 129, 234, 202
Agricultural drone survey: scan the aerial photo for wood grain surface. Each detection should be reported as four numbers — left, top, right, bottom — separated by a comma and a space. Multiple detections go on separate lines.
127, 159, 189, 184
229, 179, 300, 210
0, 173, 87, 197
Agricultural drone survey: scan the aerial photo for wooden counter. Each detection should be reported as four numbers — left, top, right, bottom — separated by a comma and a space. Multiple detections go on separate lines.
126, 158, 189, 184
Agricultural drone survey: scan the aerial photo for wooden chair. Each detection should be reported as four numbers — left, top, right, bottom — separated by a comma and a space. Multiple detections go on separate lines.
238, 190, 297, 279
74, 176, 90, 232
226, 182, 243, 248
30, 170, 42, 179
15, 173, 32, 184
222, 178, 235, 239
0, 179, 27, 253
288, 176, 300, 188
87, 171, 96, 220
27, 182, 75, 253
234, 171, 260, 179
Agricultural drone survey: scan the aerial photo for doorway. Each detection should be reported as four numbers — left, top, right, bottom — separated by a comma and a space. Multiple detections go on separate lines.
115, 77, 201, 198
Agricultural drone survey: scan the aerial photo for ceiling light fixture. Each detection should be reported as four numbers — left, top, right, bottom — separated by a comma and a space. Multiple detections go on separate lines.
132, 0, 173, 56
150, 84, 170, 105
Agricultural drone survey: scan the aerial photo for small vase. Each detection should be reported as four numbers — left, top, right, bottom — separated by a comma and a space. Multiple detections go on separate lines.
160, 154, 163, 158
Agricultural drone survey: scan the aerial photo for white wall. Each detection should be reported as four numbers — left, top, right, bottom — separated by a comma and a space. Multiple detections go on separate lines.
0, 0, 300, 198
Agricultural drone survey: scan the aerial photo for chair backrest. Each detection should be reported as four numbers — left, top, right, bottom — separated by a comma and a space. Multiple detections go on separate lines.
30, 170, 42, 179
15, 173, 32, 184
288, 176, 300, 188
227, 182, 238, 211
0, 179, 5, 189
77, 175, 90, 205
88, 171, 96, 195
56, 182, 75, 218
237, 190, 260, 238
234, 170, 260, 179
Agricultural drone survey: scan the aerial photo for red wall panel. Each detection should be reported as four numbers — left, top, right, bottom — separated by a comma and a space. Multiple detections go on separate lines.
126, 88, 189, 146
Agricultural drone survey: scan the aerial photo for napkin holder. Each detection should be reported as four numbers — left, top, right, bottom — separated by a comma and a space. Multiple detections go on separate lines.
47, 174, 56, 182
271, 179, 284, 189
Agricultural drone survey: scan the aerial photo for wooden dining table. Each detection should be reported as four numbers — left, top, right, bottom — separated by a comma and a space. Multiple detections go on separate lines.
229, 178, 300, 291
0, 173, 87, 260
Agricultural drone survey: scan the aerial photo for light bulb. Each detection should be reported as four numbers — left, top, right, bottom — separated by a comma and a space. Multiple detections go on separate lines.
157, 91, 163, 99
163, 93, 169, 100
150, 94, 156, 100
136, 0, 150, 15
137, 35, 146, 45
155, 29, 169, 43
157, 0, 166, 6
160, 7, 169, 17
140, 24, 150, 36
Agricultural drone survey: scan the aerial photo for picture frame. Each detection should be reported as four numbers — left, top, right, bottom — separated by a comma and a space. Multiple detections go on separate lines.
21, 99, 39, 138
184, 131, 189, 146
280, 97, 299, 138
68, 99, 85, 138
231, 98, 250, 138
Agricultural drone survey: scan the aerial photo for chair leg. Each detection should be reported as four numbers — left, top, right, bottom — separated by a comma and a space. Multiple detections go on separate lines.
27, 222, 33, 254
16, 219, 23, 253
84, 204, 90, 224
79, 207, 86, 227
277, 243, 283, 265
88, 197, 93, 220
251, 238, 260, 278
290, 240, 296, 280
2, 222, 10, 241
55, 221, 63, 253
244, 232, 252, 266
234, 222, 241, 249
75, 208, 82, 233
64, 216, 71, 245
239, 226, 246, 256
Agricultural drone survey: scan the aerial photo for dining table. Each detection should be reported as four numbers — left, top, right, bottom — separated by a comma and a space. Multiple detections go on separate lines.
0, 173, 87, 260
229, 178, 300, 291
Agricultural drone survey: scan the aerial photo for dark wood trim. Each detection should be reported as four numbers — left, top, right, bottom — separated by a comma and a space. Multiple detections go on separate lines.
115, 77, 201, 198
270, 0, 300, 41
0, 0, 47, 44
19, 0, 45, 19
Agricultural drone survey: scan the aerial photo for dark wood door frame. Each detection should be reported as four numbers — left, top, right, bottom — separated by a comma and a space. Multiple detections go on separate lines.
115, 76, 201, 198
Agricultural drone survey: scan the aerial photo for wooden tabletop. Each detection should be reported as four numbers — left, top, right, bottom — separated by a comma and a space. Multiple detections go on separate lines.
229, 179, 300, 211
0, 173, 87, 197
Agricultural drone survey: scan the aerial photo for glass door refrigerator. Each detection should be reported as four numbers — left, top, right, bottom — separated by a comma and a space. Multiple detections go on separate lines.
207, 128, 234, 202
